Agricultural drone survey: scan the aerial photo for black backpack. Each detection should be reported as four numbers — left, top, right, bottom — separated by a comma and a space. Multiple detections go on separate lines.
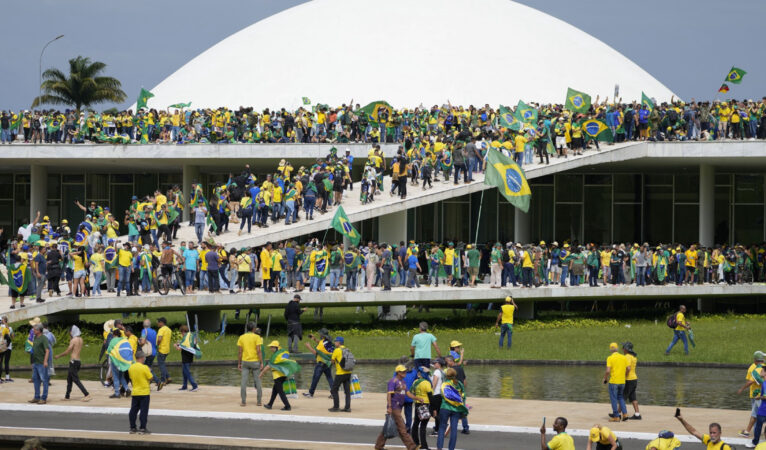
666, 314, 678, 329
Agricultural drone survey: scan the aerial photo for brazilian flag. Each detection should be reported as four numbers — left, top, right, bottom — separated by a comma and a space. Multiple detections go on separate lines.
136, 88, 154, 110
515, 100, 538, 124
724, 66, 746, 84
582, 119, 614, 142
168, 102, 191, 109
302, 97, 311, 105
105, 245, 117, 267
314, 250, 329, 278
497, 105, 522, 131
484, 149, 531, 212
442, 379, 469, 415
268, 349, 300, 377
108, 337, 134, 372
180, 331, 202, 358
641, 92, 655, 110
331, 206, 360, 246
8, 262, 30, 294
356, 100, 393, 125
565, 87, 592, 114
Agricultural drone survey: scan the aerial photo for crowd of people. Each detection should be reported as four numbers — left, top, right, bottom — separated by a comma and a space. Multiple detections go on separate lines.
3, 97, 766, 148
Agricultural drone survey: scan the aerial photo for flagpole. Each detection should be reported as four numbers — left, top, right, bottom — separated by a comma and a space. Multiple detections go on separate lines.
473, 189, 485, 245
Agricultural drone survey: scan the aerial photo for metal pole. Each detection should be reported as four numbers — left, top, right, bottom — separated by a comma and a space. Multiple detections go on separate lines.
37, 34, 64, 108
473, 189, 485, 245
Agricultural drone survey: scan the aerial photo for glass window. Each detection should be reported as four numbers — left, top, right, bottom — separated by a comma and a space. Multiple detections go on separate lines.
555, 204, 582, 243
531, 175, 553, 185
46, 200, 60, 224
674, 204, 699, 244
62, 174, 84, 183
734, 205, 763, 244
0, 174, 12, 198
14, 174, 31, 183
645, 173, 672, 186
556, 174, 582, 203
584, 186, 611, 244
111, 174, 133, 184
497, 203, 516, 243
0, 200, 13, 228
614, 174, 642, 202
644, 186, 672, 243
674, 174, 699, 203
159, 173, 182, 185
735, 174, 764, 204
47, 174, 61, 200
87, 174, 109, 200
530, 185, 553, 243
714, 185, 731, 244
585, 174, 611, 185
443, 202, 469, 242
613, 204, 641, 244
471, 190, 496, 244
715, 174, 731, 186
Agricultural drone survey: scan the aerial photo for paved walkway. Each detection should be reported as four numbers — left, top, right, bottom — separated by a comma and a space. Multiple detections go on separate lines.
0, 379, 753, 447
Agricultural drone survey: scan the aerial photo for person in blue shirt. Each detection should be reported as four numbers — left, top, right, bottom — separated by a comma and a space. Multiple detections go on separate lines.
139, 319, 158, 368
285, 243, 296, 290
406, 253, 421, 288
182, 243, 200, 292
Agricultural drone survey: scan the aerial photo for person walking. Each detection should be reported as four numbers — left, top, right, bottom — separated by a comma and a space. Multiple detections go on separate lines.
410, 322, 441, 370
54, 325, 91, 401
128, 350, 159, 435
622, 342, 640, 420
107, 328, 131, 398
328, 336, 352, 412
175, 325, 199, 392
237, 322, 264, 406
540, 417, 575, 450
410, 366, 434, 450
284, 294, 307, 353
155, 317, 172, 385
665, 305, 691, 355
0, 315, 14, 382
738, 351, 766, 438
259, 341, 297, 411
139, 319, 157, 369
28, 323, 51, 404
603, 342, 629, 422
429, 358, 445, 437
303, 329, 334, 398
437, 367, 468, 450
495, 296, 517, 349
587, 424, 622, 450
374, 364, 419, 450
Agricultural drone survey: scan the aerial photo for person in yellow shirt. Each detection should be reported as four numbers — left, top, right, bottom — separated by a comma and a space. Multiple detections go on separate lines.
411, 366, 434, 449
303, 329, 334, 397
541, 417, 575, 450
665, 305, 691, 355
128, 350, 159, 434
513, 133, 527, 165
155, 317, 172, 385
237, 322, 264, 406
622, 342, 640, 420
125, 326, 139, 358
328, 336, 352, 412
258, 341, 292, 410
495, 296, 517, 348
587, 424, 620, 450
443, 242, 456, 285
685, 244, 697, 284
676, 412, 732, 450
260, 243, 273, 292
604, 342, 629, 421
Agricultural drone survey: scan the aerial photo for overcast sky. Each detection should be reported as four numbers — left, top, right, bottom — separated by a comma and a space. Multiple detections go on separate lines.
1, 0, 763, 111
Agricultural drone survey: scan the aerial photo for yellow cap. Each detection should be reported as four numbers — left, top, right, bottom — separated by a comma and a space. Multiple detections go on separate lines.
268, 340, 281, 348
563, 243, 569, 248
505, 296, 512, 302
539, 241, 546, 245
589, 427, 601, 442
450, 340, 462, 348
395, 364, 407, 373
609, 342, 618, 350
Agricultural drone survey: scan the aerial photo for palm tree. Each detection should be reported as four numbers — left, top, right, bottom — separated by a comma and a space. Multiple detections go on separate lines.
32, 56, 127, 112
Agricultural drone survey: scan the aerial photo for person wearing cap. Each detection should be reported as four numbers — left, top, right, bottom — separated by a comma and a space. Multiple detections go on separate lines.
737, 351, 766, 438
587, 424, 621, 450
328, 336, 352, 412
237, 322, 264, 407
128, 349, 160, 435
645, 430, 681, 450
303, 328, 334, 398
54, 325, 91, 402
622, 342, 640, 420
410, 366, 434, 449
495, 296, 517, 349
258, 341, 293, 411
374, 364, 420, 450
604, 342, 630, 422
447, 342, 470, 434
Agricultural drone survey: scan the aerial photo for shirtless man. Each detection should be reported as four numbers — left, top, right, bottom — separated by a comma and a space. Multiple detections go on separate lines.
55, 325, 91, 401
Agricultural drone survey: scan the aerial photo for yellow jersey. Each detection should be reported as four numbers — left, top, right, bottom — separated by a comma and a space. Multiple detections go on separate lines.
128, 362, 154, 396
237, 333, 263, 362
606, 352, 628, 384
156, 325, 172, 355
500, 304, 515, 324
332, 346, 352, 375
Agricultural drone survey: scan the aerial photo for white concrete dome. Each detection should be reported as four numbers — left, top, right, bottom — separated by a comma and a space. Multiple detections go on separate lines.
147, 0, 676, 110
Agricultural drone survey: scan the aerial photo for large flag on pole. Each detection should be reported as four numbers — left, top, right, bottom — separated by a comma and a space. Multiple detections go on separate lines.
136, 88, 154, 110
331, 205, 360, 246
168, 102, 191, 109
564, 87, 591, 114
641, 92, 655, 110
724, 67, 746, 84
497, 105, 522, 131
484, 149, 531, 213
515, 100, 538, 124
356, 101, 393, 125
582, 119, 614, 142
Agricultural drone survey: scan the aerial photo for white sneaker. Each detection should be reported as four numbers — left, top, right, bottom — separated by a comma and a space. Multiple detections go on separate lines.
745, 443, 755, 448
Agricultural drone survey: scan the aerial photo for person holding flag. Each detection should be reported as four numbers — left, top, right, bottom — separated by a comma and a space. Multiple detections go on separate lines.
303, 328, 334, 398
175, 324, 200, 392
437, 367, 469, 450
259, 340, 300, 411
107, 328, 133, 398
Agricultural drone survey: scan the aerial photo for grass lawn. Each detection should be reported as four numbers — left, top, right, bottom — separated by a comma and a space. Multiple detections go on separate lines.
7, 307, 763, 367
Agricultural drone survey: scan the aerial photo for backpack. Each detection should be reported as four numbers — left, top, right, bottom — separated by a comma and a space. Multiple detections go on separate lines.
667, 109, 679, 123
340, 347, 356, 371
502, 250, 511, 264
666, 314, 678, 329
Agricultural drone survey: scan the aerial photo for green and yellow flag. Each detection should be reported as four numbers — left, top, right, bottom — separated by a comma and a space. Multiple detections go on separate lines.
724, 67, 746, 84
641, 92, 654, 110
515, 100, 538, 124
302, 97, 311, 105
565, 87, 591, 114
356, 100, 393, 125
168, 102, 191, 109
331, 205, 360, 246
582, 119, 613, 142
497, 105, 522, 131
268, 349, 300, 377
136, 88, 154, 110
484, 149, 531, 212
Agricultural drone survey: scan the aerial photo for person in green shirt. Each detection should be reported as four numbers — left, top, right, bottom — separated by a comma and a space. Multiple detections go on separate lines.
30, 323, 51, 404
488, 243, 502, 288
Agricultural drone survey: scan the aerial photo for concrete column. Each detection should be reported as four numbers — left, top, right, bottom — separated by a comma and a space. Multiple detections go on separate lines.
377, 210, 407, 319
182, 164, 200, 223
189, 310, 221, 332
514, 208, 531, 244
30, 165, 48, 221
699, 165, 714, 247
697, 297, 714, 313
